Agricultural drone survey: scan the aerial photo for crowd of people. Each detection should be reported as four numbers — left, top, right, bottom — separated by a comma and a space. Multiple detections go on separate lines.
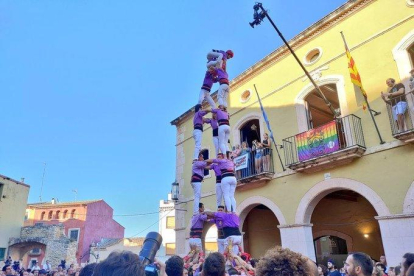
4, 248, 413, 276
0, 259, 89, 276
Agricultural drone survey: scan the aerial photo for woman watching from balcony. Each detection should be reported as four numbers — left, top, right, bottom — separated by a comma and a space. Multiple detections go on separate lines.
252, 140, 263, 174
262, 133, 271, 172
240, 142, 251, 178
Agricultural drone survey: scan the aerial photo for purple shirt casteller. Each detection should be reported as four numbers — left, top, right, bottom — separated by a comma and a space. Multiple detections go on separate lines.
204, 118, 218, 130
192, 161, 207, 178
210, 163, 222, 177
193, 110, 208, 130
212, 158, 234, 172
213, 212, 240, 228
212, 109, 229, 123
201, 71, 218, 92
191, 213, 207, 229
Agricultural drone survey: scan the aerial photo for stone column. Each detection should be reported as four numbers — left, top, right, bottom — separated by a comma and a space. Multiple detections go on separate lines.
278, 224, 316, 261
376, 214, 414, 266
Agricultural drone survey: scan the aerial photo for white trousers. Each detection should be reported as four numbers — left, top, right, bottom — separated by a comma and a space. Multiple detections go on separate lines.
225, 235, 242, 255
198, 89, 216, 109
216, 182, 223, 207
217, 238, 226, 254
213, 136, 219, 156
189, 238, 202, 251
221, 176, 237, 212
193, 129, 202, 160
218, 125, 230, 156
218, 84, 229, 107
191, 182, 202, 215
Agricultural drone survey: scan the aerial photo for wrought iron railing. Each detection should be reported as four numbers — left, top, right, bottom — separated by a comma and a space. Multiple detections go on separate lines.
385, 90, 414, 136
282, 114, 365, 167
234, 148, 275, 181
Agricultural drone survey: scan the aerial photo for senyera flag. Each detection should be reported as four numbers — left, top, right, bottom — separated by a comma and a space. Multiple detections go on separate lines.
342, 33, 368, 111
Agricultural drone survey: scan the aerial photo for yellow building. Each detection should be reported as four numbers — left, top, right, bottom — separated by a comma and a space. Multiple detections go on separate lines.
171, 0, 414, 267
0, 174, 30, 262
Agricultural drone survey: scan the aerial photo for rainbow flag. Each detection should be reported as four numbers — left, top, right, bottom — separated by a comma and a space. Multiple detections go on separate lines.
295, 121, 339, 162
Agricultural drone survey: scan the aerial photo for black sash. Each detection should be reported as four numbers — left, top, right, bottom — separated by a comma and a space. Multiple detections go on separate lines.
218, 119, 229, 126
191, 173, 204, 183
213, 128, 218, 137
194, 123, 203, 131
190, 228, 203, 238
223, 227, 241, 238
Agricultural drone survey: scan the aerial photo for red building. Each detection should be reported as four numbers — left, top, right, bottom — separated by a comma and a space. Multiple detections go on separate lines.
24, 199, 124, 265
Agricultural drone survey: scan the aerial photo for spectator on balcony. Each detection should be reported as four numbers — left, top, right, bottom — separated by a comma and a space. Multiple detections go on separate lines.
232, 144, 241, 159
240, 142, 251, 178
262, 133, 271, 172
381, 78, 407, 133
252, 140, 263, 174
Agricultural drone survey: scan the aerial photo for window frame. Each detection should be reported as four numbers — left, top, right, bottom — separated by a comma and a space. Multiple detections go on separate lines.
68, 228, 81, 243
166, 216, 175, 229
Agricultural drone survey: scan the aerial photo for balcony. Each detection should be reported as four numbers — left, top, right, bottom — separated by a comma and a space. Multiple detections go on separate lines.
282, 114, 366, 173
234, 148, 275, 189
385, 90, 414, 143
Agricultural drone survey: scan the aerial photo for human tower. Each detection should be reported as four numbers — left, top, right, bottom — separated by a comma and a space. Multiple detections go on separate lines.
185, 49, 252, 275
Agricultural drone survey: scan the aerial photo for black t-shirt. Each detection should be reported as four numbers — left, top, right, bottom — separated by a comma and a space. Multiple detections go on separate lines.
389, 83, 406, 105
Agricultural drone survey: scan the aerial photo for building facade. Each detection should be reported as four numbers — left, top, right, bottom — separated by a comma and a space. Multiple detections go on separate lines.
24, 199, 125, 266
0, 174, 30, 263
171, 0, 414, 267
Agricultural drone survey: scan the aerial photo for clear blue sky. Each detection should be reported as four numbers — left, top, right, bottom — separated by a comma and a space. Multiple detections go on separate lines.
0, 0, 346, 237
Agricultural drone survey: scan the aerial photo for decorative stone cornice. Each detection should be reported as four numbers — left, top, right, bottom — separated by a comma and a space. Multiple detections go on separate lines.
375, 213, 414, 220
278, 223, 313, 229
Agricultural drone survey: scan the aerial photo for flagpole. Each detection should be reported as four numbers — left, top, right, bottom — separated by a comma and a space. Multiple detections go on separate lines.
340, 31, 385, 144
250, 3, 339, 118
254, 84, 285, 171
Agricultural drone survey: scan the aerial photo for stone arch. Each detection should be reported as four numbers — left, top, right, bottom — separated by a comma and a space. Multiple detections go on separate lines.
392, 29, 414, 80
313, 230, 353, 252
403, 180, 414, 214
295, 75, 348, 133
295, 178, 391, 224
237, 195, 287, 228
231, 112, 264, 146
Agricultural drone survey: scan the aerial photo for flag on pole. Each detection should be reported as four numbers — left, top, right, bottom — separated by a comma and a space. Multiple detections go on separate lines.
341, 33, 368, 111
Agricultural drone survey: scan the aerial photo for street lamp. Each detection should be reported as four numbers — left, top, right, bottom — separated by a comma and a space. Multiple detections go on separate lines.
171, 182, 179, 202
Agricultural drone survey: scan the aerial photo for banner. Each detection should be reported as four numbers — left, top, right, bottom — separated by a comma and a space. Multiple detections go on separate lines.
295, 121, 339, 162
233, 153, 249, 171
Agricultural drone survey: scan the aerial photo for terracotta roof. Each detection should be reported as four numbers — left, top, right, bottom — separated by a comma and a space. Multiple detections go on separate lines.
27, 199, 103, 208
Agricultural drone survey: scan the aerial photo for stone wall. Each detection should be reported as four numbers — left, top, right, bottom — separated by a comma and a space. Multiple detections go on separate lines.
9, 223, 77, 269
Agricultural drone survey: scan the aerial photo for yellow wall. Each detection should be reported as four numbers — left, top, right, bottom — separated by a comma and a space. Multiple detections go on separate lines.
0, 177, 30, 256
174, 0, 414, 255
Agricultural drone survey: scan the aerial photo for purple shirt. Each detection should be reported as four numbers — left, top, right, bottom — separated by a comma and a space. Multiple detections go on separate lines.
191, 213, 207, 229
210, 163, 222, 177
193, 110, 207, 127
204, 118, 218, 130
202, 71, 217, 89
212, 158, 234, 171
212, 109, 229, 121
213, 212, 239, 228
192, 161, 207, 176
216, 68, 228, 80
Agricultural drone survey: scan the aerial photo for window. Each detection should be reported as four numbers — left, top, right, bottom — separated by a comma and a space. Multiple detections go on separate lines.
240, 90, 251, 103
68, 229, 80, 242
165, 243, 175, 255
48, 211, 53, 220
71, 209, 76, 219
166, 216, 175, 229
239, 119, 261, 148
56, 210, 60, 219
25, 211, 29, 221
304, 83, 340, 129
29, 248, 41, 255
314, 236, 348, 265
40, 212, 46, 220
0, 248, 5, 261
304, 47, 322, 66
63, 210, 68, 219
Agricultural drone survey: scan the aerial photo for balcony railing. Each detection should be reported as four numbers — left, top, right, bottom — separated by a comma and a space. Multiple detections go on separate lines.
234, 148, 275, 186
282, 114, 366, 173
385, 90, 414, 143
